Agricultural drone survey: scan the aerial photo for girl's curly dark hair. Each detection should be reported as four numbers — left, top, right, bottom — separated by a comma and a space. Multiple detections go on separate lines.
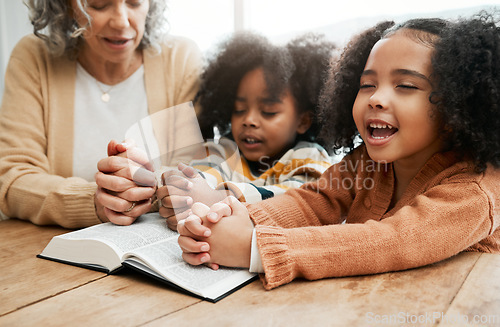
319, 12, 500, 171
196, 32, 337, 145
432, 11, 500, 172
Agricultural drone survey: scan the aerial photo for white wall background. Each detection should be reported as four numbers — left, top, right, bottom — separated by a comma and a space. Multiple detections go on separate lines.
1, 1, 499, 103
0, 0, 32, 102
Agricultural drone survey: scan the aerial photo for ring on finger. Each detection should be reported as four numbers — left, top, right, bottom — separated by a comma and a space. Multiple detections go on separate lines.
124, 201, 136, 213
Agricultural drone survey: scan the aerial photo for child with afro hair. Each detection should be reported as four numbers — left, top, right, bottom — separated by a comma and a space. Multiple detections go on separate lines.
176, 12, 500, 290
157, 32, 338, 230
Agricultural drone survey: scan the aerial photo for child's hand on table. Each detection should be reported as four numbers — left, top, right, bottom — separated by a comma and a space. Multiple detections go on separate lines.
177, 197, 253, 270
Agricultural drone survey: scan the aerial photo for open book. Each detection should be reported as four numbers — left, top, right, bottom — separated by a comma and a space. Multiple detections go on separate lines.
38, 213, 257, 302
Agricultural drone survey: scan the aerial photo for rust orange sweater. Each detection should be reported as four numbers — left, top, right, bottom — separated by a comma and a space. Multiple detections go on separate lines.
248, 145, 500, 290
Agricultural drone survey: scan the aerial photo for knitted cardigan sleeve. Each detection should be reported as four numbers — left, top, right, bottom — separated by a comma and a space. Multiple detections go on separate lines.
248, 151, 499, 290
0, 36, 101, 228
0, 36, 203, 228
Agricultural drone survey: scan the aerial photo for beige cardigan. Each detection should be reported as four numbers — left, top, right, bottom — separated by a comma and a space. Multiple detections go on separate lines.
0, 34, 203, 228
248, 146, 500, 289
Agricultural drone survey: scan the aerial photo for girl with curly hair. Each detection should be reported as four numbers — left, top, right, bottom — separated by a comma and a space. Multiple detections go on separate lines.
157, 32, 338, 230
176, 12, 500, 290
0, 0, 203, 228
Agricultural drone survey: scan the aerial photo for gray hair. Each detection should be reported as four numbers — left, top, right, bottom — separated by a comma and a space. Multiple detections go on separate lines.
25, 0, 168, 58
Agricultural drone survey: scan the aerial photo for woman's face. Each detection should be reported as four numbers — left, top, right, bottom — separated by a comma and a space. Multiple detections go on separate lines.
72, 0, 149, 64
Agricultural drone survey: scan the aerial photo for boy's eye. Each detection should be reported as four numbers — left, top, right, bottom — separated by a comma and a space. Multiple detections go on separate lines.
262, 111, 277, 117
232, 108, 245, 115
359, 84, 375, 90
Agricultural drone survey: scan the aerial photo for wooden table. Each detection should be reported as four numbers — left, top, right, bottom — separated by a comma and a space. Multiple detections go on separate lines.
1, 218, 499, 327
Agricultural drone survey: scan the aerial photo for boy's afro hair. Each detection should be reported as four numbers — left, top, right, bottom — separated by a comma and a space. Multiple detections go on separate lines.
196, 32, 337, 144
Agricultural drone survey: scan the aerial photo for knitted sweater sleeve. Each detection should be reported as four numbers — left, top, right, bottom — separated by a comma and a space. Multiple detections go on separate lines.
0, 36, 100, 228
249, 173, 497, 290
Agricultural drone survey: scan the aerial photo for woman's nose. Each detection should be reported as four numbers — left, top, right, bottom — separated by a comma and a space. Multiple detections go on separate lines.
109, 5, 130, 29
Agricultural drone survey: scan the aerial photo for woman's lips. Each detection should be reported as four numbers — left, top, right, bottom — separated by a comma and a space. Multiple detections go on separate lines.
103, 37, 132, 49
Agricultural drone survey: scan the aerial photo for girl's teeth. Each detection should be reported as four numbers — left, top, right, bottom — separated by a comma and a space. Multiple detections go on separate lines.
369, 122, 393, 129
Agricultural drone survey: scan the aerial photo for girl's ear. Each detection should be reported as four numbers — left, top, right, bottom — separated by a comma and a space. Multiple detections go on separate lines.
296, 112, 313, 135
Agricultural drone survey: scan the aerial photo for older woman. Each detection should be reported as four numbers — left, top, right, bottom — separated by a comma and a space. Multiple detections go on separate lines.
0, 0, 203, 228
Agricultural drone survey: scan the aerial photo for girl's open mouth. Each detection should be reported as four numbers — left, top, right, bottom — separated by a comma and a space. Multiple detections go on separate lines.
368, 122, 398, 140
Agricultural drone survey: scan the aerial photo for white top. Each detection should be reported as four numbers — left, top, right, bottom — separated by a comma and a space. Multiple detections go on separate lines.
73, 63, 159, 181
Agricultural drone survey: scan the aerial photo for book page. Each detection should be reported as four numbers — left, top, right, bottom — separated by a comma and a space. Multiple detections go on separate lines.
123, 237, 256, 300
59, 213, 175, 256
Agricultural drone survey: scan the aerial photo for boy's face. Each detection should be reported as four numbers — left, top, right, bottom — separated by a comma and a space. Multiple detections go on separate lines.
231, 68, 311, 168
352, 33, 443, 170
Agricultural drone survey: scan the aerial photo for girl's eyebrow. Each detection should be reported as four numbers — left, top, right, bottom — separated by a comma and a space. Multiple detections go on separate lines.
361, 69, 430, 82
361, 69, 376, 76
394, 69, 430, 82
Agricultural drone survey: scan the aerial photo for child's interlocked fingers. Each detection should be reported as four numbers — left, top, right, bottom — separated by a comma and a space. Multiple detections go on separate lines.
178, 198, 253, 269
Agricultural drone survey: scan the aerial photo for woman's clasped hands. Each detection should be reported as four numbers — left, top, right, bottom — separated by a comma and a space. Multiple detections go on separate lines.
94, 140, 157, 226
177, 196, 254, 270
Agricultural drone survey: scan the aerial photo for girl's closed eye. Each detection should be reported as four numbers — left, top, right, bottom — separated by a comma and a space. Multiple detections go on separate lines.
360, 83, 375, 90
396, 81, 421, 91
396, 83, 419, 90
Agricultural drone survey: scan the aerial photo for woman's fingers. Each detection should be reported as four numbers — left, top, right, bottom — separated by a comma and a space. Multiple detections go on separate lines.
96, 186, 153, 212
107, 140, 122, 156
103, 208, 137, 226
97, 156, 156, 187
122, 146, 154, 172
95, 172, 155, 200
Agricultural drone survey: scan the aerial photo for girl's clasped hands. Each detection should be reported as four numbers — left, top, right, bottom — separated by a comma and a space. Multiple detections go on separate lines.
177, 198, 254, 270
